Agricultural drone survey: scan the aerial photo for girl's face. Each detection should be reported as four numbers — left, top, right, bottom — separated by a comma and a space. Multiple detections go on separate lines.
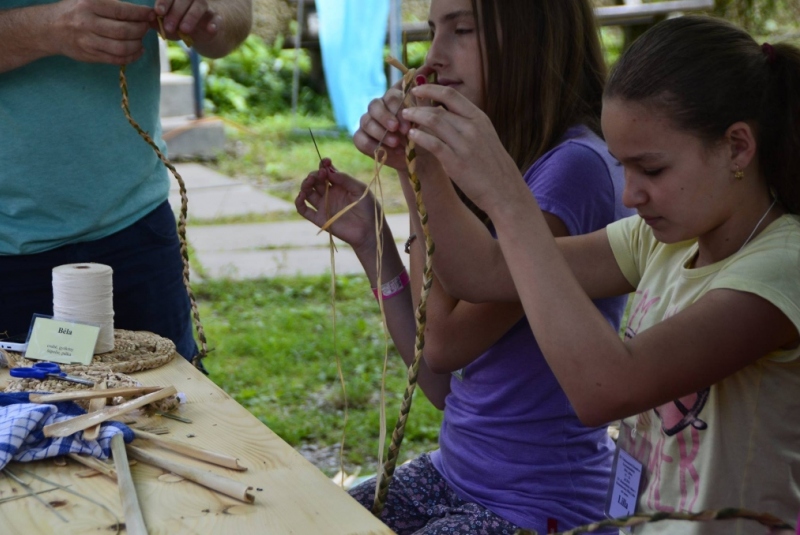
426, 0, 485, 109
602, 98, 739, 245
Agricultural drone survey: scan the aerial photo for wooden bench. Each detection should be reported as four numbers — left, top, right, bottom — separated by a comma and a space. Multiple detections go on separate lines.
285, 0, 715, 49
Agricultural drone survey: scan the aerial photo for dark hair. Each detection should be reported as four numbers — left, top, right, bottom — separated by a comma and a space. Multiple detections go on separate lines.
471, 0, 606, 172
606, 15, 800, 214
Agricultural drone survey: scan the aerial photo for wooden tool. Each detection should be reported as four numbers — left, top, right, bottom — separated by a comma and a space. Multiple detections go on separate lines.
82, 380, 107, 441
111, 434, 147, 535
68, 453, 118, 481
127, 445, 255, 504
29, 386, 163, 404
43, 386, 177, 438
132, 429, 247, 471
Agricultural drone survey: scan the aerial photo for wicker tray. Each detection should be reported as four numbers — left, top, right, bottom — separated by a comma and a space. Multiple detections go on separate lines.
5, 329, 176, 374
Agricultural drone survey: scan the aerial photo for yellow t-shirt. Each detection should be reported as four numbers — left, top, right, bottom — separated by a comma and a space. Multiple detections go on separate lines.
607, 214, 800, 535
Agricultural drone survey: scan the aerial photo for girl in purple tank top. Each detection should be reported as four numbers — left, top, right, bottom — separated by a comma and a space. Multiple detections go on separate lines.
296, 1, 632, 533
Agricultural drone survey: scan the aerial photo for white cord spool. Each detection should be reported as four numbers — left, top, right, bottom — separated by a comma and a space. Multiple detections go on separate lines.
52, 263, 115, 354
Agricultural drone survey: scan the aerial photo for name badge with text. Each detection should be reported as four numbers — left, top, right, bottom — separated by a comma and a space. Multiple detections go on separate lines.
25, 317, 99, 365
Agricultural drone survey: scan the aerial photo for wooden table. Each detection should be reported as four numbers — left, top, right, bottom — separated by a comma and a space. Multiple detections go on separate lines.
0, 356, 395, 535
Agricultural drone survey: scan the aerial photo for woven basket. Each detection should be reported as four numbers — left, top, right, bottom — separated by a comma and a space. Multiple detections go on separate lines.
5, 329, 176, 374
2, 329, 180, 412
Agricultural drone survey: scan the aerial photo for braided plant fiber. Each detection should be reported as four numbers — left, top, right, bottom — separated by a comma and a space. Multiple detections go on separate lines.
515, 508, 794, 534
119, 65, 208, 368
372, 64, 435, 517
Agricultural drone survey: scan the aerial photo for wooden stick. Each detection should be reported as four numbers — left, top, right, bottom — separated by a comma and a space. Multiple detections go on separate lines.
127, 445, 254, 504
43, 386, 177, 438
111, 434, 147, 535
132, 429, 247, 471
82, 380, 107, 441
30, 386, 163, 404
68, 453, 118, 481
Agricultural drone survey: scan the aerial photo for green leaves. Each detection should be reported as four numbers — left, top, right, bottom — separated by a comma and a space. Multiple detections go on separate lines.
169, 35, 329, 119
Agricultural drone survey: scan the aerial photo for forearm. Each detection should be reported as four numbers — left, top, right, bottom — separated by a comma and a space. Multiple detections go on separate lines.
352, 220, 451, 410
412, 155, 517, 302
192, 0, 251, 58
488, 184, 631, 425
0, 6, 55, 73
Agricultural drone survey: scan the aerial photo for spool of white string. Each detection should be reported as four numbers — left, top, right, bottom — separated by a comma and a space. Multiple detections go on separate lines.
52, 263, 115, 354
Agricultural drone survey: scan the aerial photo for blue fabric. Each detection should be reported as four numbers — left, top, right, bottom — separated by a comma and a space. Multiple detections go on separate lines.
0, 392, 133, 470
0, 202, 198, 361
316, 0, 389, 135
0, 0, 167, 255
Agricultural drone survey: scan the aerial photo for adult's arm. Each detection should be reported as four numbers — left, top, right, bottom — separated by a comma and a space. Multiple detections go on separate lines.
155, 0, 252, 58
0, 0, 154, 73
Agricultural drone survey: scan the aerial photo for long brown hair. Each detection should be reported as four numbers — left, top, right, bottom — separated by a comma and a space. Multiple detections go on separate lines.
471, 0, 606, 172
605, 16, 800, 214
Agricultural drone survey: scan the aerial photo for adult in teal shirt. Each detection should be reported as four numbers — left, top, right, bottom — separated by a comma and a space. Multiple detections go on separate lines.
0, 0, 252, 362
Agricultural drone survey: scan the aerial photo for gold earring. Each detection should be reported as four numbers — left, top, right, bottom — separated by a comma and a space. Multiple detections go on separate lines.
734, 167, 745, 180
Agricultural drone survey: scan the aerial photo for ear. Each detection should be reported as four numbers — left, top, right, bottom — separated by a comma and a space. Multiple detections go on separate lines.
725, 121, 757, 171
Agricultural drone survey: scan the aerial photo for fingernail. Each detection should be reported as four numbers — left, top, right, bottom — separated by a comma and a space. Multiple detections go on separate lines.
208, 23, 218, 32
165, 21, 175, 32
416, 75, 426, 86
388, 119, 398, 129
156, 4, 166, 14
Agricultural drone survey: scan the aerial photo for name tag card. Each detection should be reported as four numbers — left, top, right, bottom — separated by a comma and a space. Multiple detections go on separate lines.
25, 317, 99, 365
606, 448, 643, 520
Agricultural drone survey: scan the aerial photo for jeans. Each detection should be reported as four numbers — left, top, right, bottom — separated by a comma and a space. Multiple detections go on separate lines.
0, 201, 198, 361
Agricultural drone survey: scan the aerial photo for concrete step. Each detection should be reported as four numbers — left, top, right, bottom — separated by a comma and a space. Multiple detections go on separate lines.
160, 72, 195, 117
162, 115, 226, 160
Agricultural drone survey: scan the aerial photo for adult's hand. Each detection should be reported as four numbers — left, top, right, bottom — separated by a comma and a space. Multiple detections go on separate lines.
50, 0, 154, 65
153, 0, 221, 42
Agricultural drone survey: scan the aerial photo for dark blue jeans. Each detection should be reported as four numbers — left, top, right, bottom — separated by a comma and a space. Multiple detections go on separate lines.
0, 201, 198, 362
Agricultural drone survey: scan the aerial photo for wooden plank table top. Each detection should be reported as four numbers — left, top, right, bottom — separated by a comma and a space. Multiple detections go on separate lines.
0, 356, 395, 535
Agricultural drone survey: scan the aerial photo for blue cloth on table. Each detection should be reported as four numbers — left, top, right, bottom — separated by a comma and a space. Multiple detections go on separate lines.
0, 392, 134, 471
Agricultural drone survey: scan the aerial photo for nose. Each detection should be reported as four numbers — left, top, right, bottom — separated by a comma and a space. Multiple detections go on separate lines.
425, 32, 447, 71
621, 172, 648, 209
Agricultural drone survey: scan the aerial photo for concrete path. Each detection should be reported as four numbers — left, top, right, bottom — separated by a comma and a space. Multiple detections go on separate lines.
169, 163, 410, 280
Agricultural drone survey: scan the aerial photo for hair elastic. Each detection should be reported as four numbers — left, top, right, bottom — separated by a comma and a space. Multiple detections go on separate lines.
761, 43, 777, 65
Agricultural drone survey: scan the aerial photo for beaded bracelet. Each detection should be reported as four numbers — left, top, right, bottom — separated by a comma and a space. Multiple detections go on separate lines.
404, 234, 417, 254
372, 268, 410, 300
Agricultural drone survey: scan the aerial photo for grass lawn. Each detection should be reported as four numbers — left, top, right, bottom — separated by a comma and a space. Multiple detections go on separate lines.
197, 274, 443, 477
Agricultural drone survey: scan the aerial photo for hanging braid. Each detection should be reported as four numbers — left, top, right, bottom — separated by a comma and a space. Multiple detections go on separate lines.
119, 65, 209, 367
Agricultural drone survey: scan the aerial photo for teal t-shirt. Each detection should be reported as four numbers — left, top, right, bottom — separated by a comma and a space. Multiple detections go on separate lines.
0, 0, 169, 254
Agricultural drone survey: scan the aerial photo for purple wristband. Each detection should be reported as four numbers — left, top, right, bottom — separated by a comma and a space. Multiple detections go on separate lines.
372, 269, 410, 300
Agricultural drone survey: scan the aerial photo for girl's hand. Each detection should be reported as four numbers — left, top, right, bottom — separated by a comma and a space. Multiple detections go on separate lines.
295, 159, 380, 252
402, 84, 522, 212
353, 84, 410, 171
353, 67, 435, 171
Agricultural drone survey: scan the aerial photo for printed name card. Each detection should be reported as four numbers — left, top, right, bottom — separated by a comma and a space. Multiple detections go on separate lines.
25, 318, 99, 365
607, 448, 643, 520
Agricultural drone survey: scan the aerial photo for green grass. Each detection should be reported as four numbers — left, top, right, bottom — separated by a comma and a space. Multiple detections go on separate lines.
209, 113, 409, 214
196, 274, 443, 476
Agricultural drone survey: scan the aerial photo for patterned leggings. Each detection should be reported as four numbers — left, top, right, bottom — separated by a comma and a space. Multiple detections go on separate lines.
348, 453, 520, 535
